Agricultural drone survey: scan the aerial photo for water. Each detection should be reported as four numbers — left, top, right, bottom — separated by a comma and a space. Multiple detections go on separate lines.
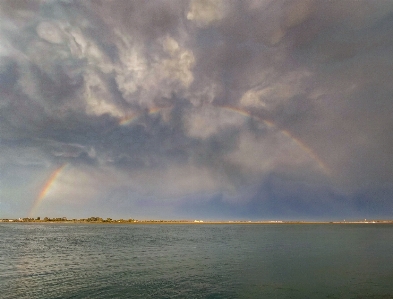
1, 223, 393, 299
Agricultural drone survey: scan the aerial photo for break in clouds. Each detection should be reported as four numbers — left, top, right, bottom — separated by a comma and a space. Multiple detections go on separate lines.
1, 0, 393, 219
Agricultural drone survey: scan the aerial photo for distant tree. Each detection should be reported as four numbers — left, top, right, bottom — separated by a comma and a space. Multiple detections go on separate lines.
36, 217, 40, 221
87, 217, 96, 222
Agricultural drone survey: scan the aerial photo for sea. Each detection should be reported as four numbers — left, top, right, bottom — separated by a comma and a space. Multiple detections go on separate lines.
1, 223, 393, 299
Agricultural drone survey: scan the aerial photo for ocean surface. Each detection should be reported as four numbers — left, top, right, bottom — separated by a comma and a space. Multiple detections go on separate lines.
1, 223, 393, 299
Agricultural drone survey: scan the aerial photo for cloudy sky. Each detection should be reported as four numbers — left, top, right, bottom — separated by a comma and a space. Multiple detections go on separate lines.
1, 0, 393, 220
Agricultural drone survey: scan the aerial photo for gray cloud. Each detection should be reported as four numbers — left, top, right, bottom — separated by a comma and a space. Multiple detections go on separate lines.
1, 0, 393, 219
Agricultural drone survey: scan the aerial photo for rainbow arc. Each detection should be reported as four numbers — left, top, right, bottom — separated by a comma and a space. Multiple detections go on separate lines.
118, 107, 162, 126
217, 105, 329, 174
28, 164, 67, 218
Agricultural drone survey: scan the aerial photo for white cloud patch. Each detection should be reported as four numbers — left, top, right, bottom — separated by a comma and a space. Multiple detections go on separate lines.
36, 21, 64, 44
160, 36, 195, 87
114, 34, 194, 107
84, 71, 123, 118
240, 69, 312, 110
187, 0, 226, 27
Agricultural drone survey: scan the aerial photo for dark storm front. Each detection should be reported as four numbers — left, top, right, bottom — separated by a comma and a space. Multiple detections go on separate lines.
1, 224, 393, 299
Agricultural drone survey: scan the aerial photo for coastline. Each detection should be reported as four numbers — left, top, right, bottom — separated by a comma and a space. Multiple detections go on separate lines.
1, 219, 393, 225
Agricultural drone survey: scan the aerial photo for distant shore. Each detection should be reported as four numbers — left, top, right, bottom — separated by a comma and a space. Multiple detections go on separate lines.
1, 217, 393, 224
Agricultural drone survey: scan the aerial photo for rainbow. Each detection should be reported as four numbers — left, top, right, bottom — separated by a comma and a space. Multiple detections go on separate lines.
119, 107, 162, 126
218, 105, 329, 174
28, 164, 67, 218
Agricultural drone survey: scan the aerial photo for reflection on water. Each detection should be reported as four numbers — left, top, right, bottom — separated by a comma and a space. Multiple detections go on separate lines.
1, 224, 393, 299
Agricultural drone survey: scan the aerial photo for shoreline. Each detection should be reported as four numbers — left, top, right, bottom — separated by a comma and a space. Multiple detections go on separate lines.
1, 220, 393, 225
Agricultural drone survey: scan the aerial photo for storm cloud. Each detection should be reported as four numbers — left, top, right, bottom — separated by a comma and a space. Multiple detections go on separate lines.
1, 0, 393, 219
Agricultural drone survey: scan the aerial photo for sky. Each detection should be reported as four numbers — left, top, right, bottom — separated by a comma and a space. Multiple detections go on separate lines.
1, 0, 393, 220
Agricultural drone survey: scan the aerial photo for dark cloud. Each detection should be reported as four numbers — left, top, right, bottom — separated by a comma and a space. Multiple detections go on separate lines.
1, 0, 393, 219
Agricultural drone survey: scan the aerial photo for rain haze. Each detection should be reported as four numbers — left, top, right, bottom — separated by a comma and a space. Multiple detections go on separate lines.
1, 0, 393, 220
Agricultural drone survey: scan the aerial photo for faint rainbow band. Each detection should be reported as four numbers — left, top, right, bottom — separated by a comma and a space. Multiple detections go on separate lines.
218, 105, 330, 174
118, 107, 162, 126
28, 163, 67, 218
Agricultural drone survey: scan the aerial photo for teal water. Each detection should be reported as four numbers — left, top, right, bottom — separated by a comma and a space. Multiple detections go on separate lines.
1, 224, 393, 299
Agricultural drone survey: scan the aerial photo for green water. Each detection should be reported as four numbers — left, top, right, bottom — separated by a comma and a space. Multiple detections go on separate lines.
1, 223, 393, 298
